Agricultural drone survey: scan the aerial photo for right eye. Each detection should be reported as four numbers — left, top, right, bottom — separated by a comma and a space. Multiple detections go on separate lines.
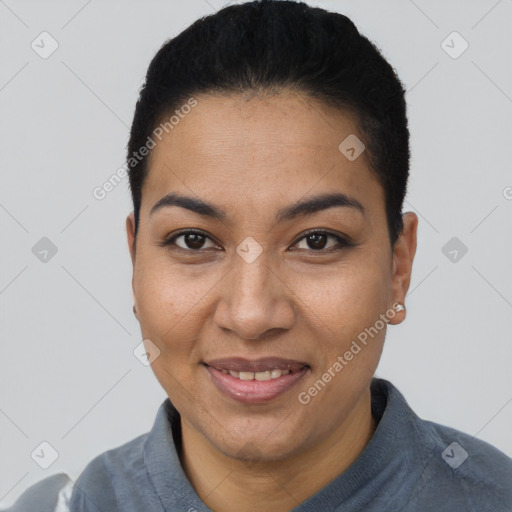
159, 229, 220, 251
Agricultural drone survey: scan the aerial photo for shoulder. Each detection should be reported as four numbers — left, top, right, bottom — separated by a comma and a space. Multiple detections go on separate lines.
76, 431, 148, 480
69, 432, 149, 508
2, 433, 149, 512
373, 379, 512, 510
410, 417, 512, 511
1, 473, 73, 512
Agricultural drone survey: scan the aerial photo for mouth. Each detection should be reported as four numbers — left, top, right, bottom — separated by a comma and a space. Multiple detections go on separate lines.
203, 357, 311, 404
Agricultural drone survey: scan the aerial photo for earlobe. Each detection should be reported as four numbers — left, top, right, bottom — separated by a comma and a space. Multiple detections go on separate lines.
387, 301, 406, 325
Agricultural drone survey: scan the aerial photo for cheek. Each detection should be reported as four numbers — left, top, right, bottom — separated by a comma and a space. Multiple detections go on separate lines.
289, 252, 392, 343
133, 259, 209, 405
133, 248, 220, 334
132, 261, 204, 382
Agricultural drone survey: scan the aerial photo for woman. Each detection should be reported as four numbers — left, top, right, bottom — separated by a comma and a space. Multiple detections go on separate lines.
6, 1, 511, 511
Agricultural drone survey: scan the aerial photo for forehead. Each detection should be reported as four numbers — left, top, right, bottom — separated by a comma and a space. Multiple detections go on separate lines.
143, 92, 383, 216
150, 92, 360, 164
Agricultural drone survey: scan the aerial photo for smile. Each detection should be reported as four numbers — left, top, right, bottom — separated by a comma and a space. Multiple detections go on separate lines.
203, 360, 310, 404
219, 368, 291, 380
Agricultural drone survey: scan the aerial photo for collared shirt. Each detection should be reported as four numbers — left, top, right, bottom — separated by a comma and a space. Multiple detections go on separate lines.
4, 378, 512, 511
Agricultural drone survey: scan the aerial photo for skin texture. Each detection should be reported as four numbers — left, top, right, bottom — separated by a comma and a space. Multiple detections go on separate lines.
126, 91, 418, 512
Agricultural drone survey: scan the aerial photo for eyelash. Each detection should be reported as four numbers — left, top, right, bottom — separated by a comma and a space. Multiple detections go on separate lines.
158, 228, 355, 253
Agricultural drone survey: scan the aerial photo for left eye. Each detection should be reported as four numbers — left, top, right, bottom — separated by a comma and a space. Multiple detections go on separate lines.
293, 231, 348, 251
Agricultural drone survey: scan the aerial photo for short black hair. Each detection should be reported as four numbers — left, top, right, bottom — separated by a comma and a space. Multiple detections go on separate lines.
127, 0, 409, 245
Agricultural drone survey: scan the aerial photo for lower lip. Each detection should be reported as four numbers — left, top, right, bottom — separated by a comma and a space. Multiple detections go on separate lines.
204, 365, 309, 404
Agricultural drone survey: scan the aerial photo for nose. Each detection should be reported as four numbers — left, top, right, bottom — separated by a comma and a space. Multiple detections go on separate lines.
213, 255, 296, 341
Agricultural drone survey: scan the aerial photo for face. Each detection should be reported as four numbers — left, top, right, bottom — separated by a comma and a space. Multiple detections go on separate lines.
127, 91, 417, 463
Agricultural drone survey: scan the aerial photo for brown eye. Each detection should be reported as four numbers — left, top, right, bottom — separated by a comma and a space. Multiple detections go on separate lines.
161, 230, 219, 251
178, 233, 207, 250
305, 233, 328, 250
294, 230, 350, 251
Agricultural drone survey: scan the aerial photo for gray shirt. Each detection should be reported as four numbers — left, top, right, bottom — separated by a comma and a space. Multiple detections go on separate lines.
5, 378, 512, 511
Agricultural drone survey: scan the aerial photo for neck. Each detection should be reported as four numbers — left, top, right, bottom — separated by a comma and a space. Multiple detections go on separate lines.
179, 388, 376, 512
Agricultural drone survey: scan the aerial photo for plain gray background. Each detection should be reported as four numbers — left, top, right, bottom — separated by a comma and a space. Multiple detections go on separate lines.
1, 0, 511, 507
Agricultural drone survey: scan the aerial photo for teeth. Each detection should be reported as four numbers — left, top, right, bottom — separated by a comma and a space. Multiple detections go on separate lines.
255, 371, 271, 381
224, 369, 291, 380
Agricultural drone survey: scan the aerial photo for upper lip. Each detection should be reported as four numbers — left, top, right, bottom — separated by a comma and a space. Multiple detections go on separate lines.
204, 357, 309, 372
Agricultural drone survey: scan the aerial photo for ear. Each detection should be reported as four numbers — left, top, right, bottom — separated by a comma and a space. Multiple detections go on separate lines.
388, 212, 418, 325
126, 212, 137, 266
126, 212, 139, 319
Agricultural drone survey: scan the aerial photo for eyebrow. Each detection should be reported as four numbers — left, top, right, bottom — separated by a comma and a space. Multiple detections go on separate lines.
149, 192, 365, 222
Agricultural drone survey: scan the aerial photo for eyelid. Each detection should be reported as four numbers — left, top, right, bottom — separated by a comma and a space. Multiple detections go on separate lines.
290, 228, 355, 250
